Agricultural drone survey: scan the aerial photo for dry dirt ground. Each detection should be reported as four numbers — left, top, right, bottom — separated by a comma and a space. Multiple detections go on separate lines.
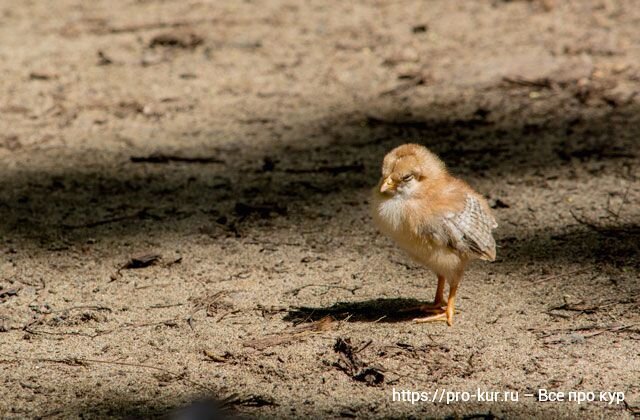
1, 0, 639, 418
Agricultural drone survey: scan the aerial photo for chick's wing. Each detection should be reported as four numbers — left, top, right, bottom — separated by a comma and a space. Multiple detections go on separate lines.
441, 194, 497, 261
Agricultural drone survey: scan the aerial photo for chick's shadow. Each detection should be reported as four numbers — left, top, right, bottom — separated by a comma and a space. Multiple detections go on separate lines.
284, 297, 438, 323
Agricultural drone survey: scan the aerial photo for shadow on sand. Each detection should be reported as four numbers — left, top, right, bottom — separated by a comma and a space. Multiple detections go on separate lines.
1, 101, 637, 250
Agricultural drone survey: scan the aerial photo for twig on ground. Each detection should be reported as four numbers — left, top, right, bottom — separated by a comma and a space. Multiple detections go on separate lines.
0, 354, 214, 393
24, 316, 182, 339
569, 209, 640, 237
333, 337, 384, 386
282, 163, 364, 175
130, 153, 224, 164
14, 277, 46, 290
148, 303, 184, 309
286, 283, 361, 297
380, 76, 426, 96
540, 324, 637, 345
63, 209, 154, 230
243, 316, 336, 350
224, 394, 278, 408
529, 268, 590, 285
216, 309, 242, 323
256, 305, 289, 320
502, 76, 554, 89
569, 209, 604, 231
95, 18, 217, 35
532, 323, 637, 338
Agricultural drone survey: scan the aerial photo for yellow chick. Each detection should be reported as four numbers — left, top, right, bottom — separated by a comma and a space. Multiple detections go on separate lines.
371, 144, 497, 326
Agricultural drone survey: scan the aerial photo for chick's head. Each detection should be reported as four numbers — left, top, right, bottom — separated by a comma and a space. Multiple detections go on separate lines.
379, 143, 447, 196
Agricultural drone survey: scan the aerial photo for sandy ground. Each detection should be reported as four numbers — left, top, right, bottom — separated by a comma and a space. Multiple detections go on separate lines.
0, 0, 639, 418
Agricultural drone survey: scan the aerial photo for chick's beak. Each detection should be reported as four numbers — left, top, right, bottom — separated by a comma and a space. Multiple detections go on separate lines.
380, 177, 396, 193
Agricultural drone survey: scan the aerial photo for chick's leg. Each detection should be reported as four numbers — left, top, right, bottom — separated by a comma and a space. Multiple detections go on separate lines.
401, 275, 447, 314
414, 277, 460, 326
434, 275, 446, 307
416, 275, 446, 311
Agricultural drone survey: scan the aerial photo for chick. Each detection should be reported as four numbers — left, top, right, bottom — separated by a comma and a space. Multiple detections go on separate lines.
371, 144, 497, 326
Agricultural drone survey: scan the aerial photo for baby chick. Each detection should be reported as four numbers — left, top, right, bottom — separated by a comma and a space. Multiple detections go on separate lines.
371, 144, 497, 326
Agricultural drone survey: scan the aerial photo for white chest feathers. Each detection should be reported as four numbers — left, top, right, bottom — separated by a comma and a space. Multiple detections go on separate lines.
377, 195, 408, 230
376, 179, 421, 230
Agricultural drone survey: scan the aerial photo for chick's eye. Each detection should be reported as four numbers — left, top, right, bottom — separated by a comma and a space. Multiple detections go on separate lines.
402, 174, 414, 182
